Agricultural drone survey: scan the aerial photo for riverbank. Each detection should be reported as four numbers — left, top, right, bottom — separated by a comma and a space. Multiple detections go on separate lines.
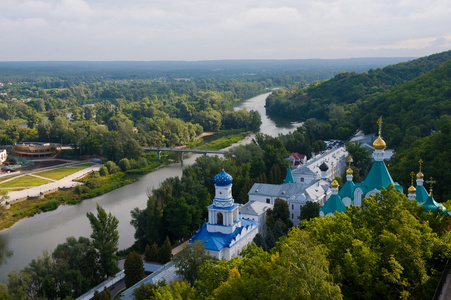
0, 130, 248, 231
0, 158, 170, 231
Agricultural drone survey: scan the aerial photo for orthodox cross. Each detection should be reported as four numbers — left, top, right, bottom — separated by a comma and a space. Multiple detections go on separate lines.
418, 158, 423, 173
348, 155, 352, 168
333, 166, 337, 178
377, 117, 383, 136
410, 171, 415, 187
426, 177, 436, 195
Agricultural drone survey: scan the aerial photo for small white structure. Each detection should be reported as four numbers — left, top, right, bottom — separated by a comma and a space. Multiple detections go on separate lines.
0, 149, 6, 165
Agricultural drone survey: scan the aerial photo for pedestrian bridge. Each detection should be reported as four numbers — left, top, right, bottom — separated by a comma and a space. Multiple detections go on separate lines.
143, 147, 225, 165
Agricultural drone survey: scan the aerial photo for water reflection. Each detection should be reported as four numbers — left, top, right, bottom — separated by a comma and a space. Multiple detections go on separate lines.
0, 235, 13, 266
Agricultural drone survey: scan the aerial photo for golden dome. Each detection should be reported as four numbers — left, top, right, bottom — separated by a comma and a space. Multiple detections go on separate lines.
373, 136, 386, 150
346, 167, 353, 175
331, 180, 339, 188
408, 185, 416, 194
416, 171, 424, 179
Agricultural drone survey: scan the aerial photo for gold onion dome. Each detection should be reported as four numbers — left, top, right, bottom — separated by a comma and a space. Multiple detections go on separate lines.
408, 185, 416, 194
416, 171, 424, 179
331, 180, 339, 188
373, 136, 386, 150
346, 167, 353, 175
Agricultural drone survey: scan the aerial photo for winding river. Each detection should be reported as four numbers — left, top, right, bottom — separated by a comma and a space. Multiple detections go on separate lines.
0, 92, 301, 281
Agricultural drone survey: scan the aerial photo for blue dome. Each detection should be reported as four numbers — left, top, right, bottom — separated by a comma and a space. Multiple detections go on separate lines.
214, 170, 232, 186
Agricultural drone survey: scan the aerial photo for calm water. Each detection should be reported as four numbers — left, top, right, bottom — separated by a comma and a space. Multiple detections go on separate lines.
0, 92, 300, 281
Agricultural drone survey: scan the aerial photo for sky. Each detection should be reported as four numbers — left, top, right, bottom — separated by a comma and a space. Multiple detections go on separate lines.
1, 0, 451, 61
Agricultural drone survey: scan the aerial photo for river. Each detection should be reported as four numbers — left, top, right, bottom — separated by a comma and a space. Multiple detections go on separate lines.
0, 92, 301, 281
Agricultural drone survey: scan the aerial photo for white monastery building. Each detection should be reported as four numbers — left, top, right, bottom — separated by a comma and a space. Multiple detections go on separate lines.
248, 146, 348, 226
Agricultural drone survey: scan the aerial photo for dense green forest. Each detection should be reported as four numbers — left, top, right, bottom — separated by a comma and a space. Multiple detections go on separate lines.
129, 186, 451, 300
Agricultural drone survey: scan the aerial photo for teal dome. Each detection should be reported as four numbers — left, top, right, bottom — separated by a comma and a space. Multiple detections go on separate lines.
214, 170, 232, 186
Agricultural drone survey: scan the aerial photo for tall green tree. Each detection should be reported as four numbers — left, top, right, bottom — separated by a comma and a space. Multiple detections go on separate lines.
124, 251, 144, 288
158, 236, 172, 264
86, 204, 120, 279
299, 201, 320, 222
173, 241, 217, 286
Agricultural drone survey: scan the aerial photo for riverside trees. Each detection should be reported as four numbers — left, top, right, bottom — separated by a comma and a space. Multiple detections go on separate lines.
2, 205, 119, 299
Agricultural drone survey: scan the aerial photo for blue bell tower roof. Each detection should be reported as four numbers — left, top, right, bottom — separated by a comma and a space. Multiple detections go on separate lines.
214, 170, 233, 186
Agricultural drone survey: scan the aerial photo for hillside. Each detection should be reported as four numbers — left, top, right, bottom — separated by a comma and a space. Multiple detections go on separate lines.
266, 50, 451, 124
266, 50, 451, 201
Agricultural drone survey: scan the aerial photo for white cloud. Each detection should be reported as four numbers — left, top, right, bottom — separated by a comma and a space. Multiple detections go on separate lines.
0, 0, 450, 60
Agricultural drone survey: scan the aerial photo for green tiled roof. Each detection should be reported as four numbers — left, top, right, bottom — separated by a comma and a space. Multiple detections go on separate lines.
422, 194, 447, 214
362, 161, 395, 191
415, 185, 429, 204
320, 194, 346, 216
284, 167, 295, 184
339, 180, 355, 200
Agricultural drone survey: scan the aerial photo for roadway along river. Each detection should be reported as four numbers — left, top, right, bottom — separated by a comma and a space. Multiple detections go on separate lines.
0, 91, 301, 281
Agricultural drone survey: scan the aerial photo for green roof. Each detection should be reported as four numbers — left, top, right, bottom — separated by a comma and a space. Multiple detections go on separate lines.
422, 194, 447, 214
320, 194, 346, 216
338, 180, 355, 200
362, 161, 395, 191
284, 167, 295, 184
415, 185, 429, 204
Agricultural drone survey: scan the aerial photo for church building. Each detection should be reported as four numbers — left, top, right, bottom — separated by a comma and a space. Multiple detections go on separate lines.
190, 170, 258, 260
320, 118, 404, 216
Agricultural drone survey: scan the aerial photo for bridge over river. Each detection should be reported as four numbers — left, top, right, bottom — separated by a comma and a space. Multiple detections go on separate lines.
143, 147, 225, 165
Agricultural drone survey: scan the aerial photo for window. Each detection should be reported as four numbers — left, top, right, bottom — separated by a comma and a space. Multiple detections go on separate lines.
217, 212, 223, 225
301, 178, 304, 182
292, 204, 294, 210
266, 198, 270, 204
292, 213, 294, 219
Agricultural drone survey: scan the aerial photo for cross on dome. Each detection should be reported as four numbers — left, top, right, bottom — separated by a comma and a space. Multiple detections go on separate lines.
426, 177, 436, 196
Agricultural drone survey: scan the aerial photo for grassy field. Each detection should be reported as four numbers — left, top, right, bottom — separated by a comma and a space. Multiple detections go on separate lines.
0, 175, 50, 188
35, 166, 88, 180
199, 134, 245, 150
187, 129, 247, 150
0, 159, 169, 231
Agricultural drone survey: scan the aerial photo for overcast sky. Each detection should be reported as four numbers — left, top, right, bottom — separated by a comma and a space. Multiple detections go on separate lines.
1, 0, 450, 61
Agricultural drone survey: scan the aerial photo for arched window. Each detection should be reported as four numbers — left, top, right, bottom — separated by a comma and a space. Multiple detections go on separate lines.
217, 212, 223, 225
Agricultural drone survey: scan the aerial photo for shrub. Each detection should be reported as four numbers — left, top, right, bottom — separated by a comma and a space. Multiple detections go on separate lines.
119, 158, 131, 172
99, 165, 109, 177
105, 161, 120, 174
39, 201, 59, 212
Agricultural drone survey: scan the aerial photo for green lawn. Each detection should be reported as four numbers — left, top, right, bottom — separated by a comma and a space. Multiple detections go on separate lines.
0, 175, 50, 188
75, 162, 94, 167
35, 166, 88, 180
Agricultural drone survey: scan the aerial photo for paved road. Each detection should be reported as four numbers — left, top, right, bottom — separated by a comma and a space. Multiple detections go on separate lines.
1, 162, 101, 205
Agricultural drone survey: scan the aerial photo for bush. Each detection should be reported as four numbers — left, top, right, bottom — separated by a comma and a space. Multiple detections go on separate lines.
39, 200, 59, 212
86, 177, 103, 189
99, 165, 109, 177
105, 161, 120, 174
119, 158, 131, 172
